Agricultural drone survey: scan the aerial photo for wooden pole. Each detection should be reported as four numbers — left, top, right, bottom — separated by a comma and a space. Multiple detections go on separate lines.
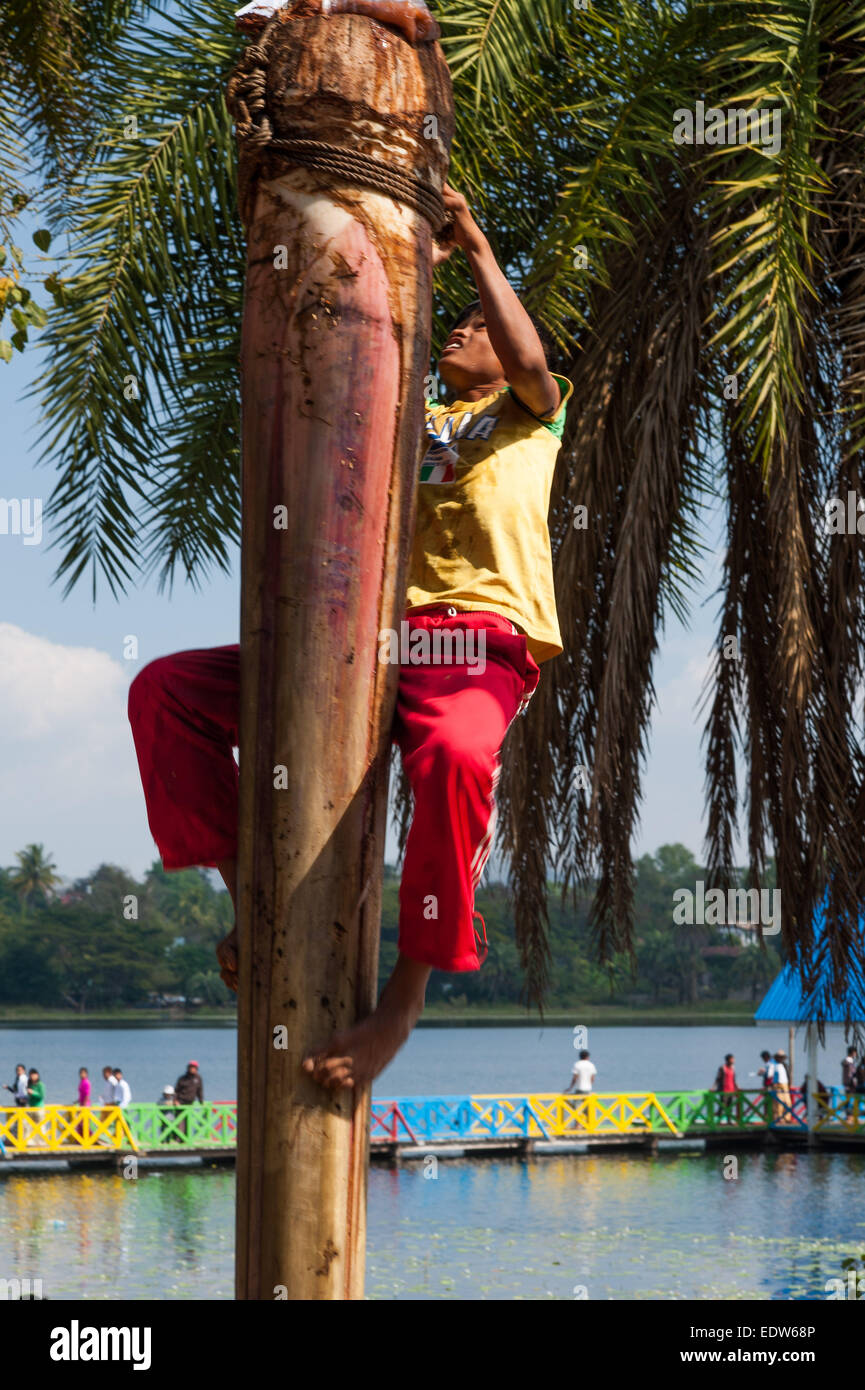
806, 1024, 818, 1138
229, 7, 452, 1300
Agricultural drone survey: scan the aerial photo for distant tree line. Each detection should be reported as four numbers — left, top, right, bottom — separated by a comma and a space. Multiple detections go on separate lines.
0, 842, 780, 1013
381, 842, 780, 1010
0, 845, 234, 1011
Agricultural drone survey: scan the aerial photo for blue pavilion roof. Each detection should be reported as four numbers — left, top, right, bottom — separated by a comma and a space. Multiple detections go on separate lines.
755, 898, 865, 1023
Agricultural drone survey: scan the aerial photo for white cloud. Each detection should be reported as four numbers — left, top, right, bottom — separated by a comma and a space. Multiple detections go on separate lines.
0, 618, 735, 883
0, 623, 154, 880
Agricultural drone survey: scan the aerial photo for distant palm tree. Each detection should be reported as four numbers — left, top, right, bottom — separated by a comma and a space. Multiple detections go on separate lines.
8, 0, 865, 1020
9, 844, 61, 909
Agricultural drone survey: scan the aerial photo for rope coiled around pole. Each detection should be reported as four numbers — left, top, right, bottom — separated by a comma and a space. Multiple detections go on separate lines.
267, 138, 447, 232
228, 31, 449, 234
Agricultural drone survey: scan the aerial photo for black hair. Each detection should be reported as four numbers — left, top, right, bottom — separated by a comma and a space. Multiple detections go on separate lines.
760, 1051, 771, 1059
724, 1054, 734, 1063
448, 298, 556, 366
579, 1049, 590, 1060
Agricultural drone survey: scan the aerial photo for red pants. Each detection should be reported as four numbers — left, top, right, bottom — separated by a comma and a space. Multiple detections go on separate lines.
127, 606, 539, 973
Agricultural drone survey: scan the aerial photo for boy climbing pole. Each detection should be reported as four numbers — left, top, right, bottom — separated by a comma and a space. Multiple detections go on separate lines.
128, 181, 572, 1089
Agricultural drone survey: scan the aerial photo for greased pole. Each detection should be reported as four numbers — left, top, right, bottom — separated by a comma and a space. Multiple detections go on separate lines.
228, 1, 453, 1300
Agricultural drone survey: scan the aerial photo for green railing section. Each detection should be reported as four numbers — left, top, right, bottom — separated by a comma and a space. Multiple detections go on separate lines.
124, 1103, 237, 1149
657, 1089, 777, 1132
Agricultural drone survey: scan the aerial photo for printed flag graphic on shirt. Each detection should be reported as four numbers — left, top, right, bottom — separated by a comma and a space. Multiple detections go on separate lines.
419, 416, 460, 483
420, 443, 457, 482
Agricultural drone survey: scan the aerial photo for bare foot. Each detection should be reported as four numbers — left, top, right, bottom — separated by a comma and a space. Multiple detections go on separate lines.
216, 927, 238, 993
303, 954, 431, 1090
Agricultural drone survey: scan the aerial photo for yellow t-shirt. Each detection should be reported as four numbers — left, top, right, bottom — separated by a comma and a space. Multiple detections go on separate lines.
405, 372, 573, 663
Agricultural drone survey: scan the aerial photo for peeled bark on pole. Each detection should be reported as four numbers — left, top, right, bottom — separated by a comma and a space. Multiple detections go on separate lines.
228, 7, 453, 1301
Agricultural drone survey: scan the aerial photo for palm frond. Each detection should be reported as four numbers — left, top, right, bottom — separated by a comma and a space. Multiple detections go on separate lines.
31, 3, 244, 595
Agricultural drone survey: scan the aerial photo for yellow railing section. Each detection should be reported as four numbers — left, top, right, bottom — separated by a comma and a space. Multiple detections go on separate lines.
544, 1092, 680, 1136
0, 1105, 138, 1153
466, 1092, 681, 1139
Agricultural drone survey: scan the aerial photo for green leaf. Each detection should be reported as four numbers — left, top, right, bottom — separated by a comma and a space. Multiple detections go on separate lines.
25, 301, 48, 328
0, 340, 12, 363
43, 274, 65, 304
33, 229, 52, 252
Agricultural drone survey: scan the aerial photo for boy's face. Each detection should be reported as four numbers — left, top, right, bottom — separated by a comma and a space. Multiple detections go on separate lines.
437, 310, 504, 393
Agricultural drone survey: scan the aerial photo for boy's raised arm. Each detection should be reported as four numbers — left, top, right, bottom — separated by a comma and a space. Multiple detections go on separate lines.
438, 183, 561, 418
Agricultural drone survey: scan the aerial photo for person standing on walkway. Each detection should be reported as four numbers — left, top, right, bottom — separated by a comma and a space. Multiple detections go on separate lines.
714, 1054, 738, 1122
854, 1054, 865, 1124
757, 1050, 773, 1087
113, 1069, 131, 1107
564, 1050, 597, 1096
99, 1066, 118, 1105
72, 1066, 92, 1140
174, 1061, 204, 1105
25, 1069, 45, 1148
76, 1067, 91, 1107
771, 1050, 792, 1124
4, 1064, 28, 1107
842, 1047, 857, 1119
174, 1061, 203, 1143
94, 1065, 122, 1147
26, 1069, 44, 1109
156, 1084, 178, 1144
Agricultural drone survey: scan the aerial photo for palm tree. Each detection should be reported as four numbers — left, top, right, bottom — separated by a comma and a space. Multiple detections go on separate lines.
8, 844, 61, 910
9, 0, 865, 1022
0, 1, 151, 359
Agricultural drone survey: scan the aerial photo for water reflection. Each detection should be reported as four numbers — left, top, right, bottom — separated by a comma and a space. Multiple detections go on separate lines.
0, 1149, 861, 1300
0, 1169, 234, 1299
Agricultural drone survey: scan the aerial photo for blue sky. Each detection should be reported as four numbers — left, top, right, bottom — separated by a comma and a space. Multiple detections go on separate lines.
0, 210, 733, 886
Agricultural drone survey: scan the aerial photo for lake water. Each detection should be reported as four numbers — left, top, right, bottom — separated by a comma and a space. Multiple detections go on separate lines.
1, 1149, 863, 1300
1, 1024, 861, 1300
0, 1023, 854, 1102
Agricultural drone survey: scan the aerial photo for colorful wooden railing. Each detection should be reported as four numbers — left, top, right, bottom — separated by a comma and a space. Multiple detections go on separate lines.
125, 1102, 237, 1149
812, 1087, 865, 1131
0, 1104, 137, 1153
1, 1089, 862, 1155
370, 1092, 683, 1143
